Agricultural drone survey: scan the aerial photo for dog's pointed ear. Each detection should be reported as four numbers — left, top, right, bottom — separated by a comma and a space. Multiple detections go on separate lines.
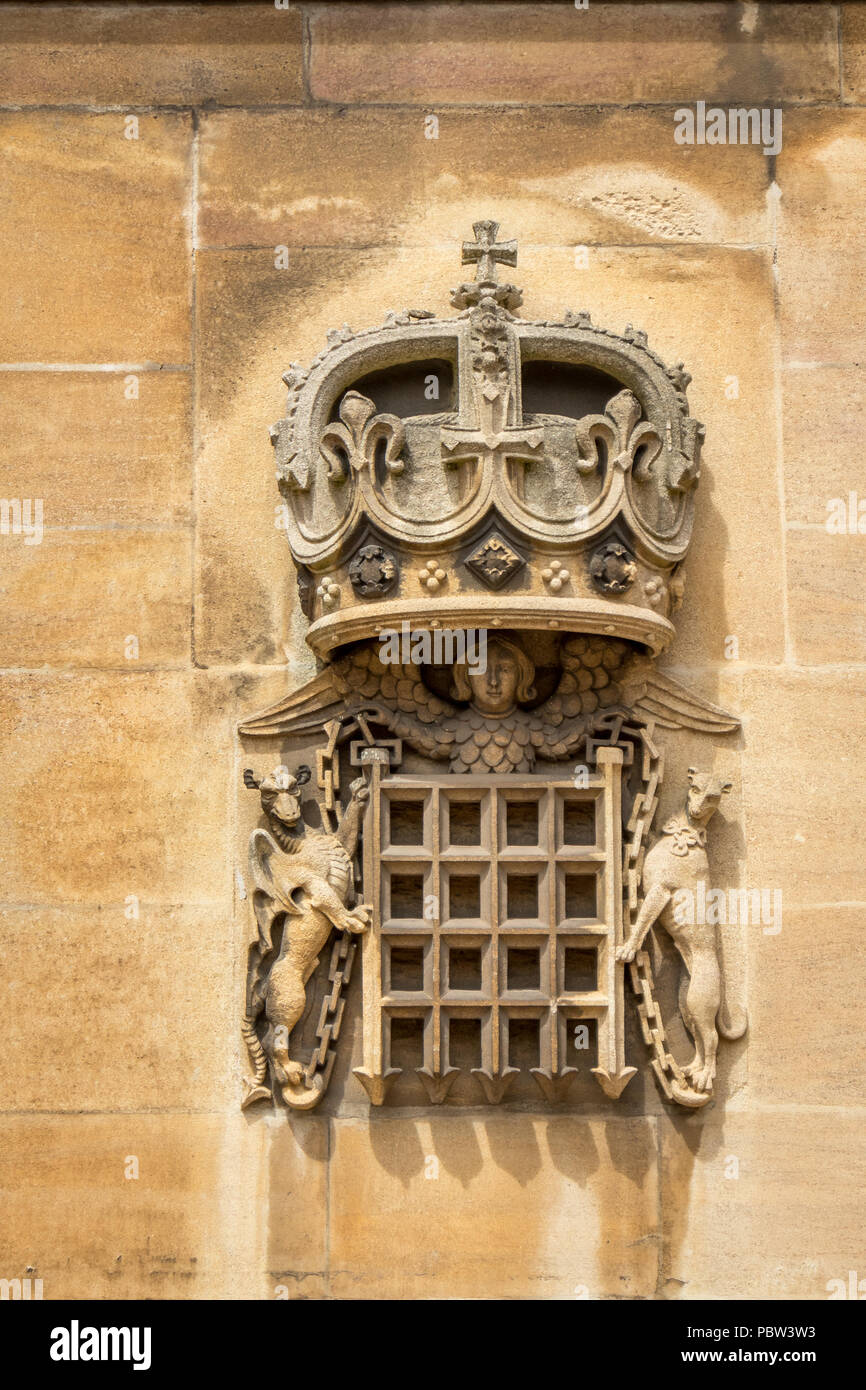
243, 768, 261, 790
721, 779, 733, 794
687, 766, 697, 786
294, 764, 312, 786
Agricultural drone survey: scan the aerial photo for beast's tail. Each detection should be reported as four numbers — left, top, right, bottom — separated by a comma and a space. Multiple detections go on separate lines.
241, 1015, 267, 1084
717, 993, 748, 1041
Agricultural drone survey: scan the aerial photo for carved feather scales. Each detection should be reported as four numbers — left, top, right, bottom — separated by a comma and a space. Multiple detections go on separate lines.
239, 635, 739, 770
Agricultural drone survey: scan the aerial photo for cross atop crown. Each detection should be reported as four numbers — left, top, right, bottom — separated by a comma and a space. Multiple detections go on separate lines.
462, 220, 518, 284
452, 219, 523, 312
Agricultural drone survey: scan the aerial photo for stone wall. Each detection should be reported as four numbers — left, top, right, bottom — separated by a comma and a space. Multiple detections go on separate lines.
1, 1, 863, 1301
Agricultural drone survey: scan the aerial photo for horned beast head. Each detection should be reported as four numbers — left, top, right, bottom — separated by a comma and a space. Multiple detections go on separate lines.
244, 764, 311, 828
686, 767, 733, 827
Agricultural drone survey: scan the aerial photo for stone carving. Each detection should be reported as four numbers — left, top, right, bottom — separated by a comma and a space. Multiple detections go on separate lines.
575, 388, 662, 480
296, 566, 315, 620
461, 218, 517, 283
241, 764, 372, 1110
245, 634, 737, 777
617, 769, 747, 1104
451, 218, 523, 312
240, 219, 746, 1112
643, 576, 666, 608
541, 559, 570, 591
266, 219, 702, 658
465, 533, 525, 589
318, 389, 405, 485
348, 543, 398, 597
590, 541, 637, 594
418, 558, 447, 592
315, 576, 340, 610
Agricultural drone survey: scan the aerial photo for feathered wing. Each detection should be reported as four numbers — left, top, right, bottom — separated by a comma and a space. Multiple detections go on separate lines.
240, 666, 347, 737
619, 656, 740, 733
239, 643, 458, 757
525, 634, 629, 760
525, 636, 739, 757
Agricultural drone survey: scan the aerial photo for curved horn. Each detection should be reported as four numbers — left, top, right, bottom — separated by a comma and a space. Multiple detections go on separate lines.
294, 764, 312, 786
243, 769, 261, 790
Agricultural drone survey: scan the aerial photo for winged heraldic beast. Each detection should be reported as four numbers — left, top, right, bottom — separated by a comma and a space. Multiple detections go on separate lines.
238, 221, 746, 1114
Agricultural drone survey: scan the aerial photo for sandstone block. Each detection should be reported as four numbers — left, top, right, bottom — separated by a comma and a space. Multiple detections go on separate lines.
328, 1114, 658, 1299
310, 3, 838, 106
0, 113, 190, 362
0, 3, 304, 107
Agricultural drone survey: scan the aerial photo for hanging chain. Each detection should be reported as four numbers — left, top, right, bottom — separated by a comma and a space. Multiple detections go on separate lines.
303, 929, 357, 1091
623, 723, 692, 1100
589, 715, 689, 1101
302, 714, 377, 1092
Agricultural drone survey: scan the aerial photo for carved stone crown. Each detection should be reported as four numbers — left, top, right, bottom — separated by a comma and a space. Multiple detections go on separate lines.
272, 220, 703, 658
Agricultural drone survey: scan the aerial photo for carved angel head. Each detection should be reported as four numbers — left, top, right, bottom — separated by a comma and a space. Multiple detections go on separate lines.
451, 636, 536, 717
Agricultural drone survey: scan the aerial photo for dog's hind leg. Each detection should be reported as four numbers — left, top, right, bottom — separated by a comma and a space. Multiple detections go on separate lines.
681, 948, 721, 1092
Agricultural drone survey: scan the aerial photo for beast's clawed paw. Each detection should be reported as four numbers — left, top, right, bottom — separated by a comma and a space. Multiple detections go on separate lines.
273, 1058, 304, 1086
345, 903, 373, 934
616, 944, 636, 963
685, 1061, 715, 1093
349, 777, 370, 805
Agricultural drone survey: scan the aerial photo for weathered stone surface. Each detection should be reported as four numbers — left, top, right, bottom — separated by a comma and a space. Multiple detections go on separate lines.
0, 1114, 266, 1300
0, 371, 192, 528
0, 113, 190, 362
0, 906, 234, 1112
786, 528, 866, 665
199, 106, 769, 250
195, 255, 294, 667
310, 2, 838, 105
265, 1117, 329, 1280
747, 906, 866, 1108
199, 110, 418, 251
737, 669, 866, 908
329, 1114, 659, 1299
842, 2, 866, 101
777, 109, 866, 366
782, 366, 866, 527
0, 3, 304, 107
661, 1108, 866, 1299
0, 673, 233, 906
0, 531, 190, 667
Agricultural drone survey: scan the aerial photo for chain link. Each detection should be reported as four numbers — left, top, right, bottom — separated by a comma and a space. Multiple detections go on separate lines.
590, 716, 689, 1099
302, 715, 374, 1092
618, 721, 691, 1099
304, 929, 357, 1090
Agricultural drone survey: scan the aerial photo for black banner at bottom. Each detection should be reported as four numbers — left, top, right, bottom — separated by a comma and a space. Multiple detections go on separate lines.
1, 1297, 859, 1376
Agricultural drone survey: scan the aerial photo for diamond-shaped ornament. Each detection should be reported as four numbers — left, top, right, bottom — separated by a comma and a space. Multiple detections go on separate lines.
465, 533, 525, 590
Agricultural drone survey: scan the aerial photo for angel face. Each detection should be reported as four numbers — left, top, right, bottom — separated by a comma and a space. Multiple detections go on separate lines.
466, 641, 523, 716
